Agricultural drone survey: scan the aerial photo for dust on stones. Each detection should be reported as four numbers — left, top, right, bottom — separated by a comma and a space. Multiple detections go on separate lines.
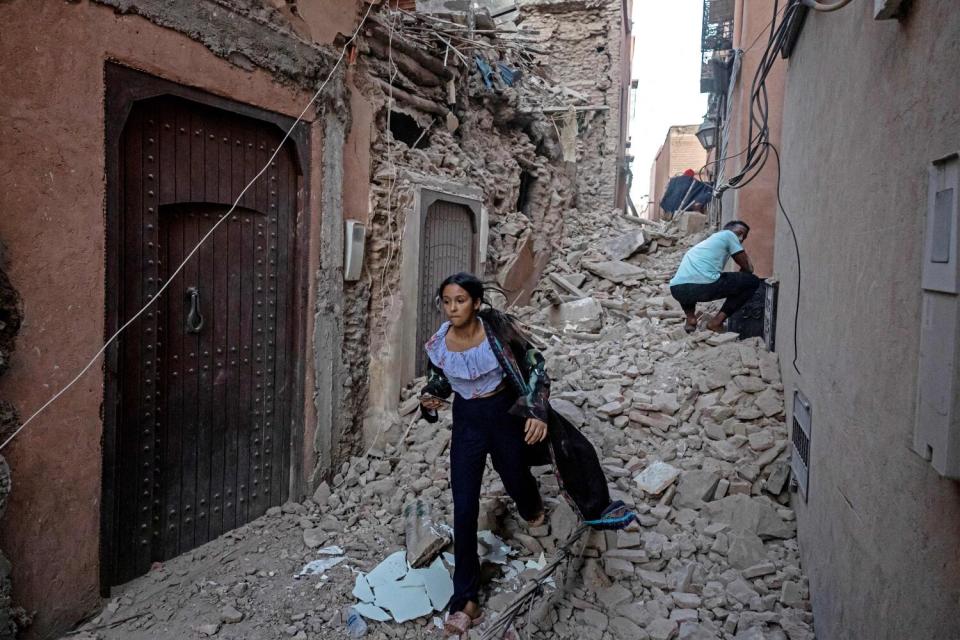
70, 199, 814, 640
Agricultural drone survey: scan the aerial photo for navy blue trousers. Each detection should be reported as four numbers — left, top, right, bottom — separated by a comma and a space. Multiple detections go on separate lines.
670, 271, 761, 317
448, 390, 544, 614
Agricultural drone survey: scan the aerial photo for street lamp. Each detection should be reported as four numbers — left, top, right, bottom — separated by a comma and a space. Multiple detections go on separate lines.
696, 115, 718, 151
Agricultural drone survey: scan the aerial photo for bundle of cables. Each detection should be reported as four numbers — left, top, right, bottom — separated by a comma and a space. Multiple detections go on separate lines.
705, 0, 856, 376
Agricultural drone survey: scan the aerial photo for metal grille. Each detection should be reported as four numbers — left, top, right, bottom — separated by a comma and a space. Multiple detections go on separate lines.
700, 0, 735, 93
107, 95, 299, 585
701, 0, 735, 51
415, 200, 476, 377
790, 390, 812, 500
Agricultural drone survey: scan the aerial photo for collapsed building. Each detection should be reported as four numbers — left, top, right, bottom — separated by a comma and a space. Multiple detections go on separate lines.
0, 0, 633, 636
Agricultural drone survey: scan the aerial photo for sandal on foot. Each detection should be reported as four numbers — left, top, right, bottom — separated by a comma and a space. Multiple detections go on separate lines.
524, 509, 547, 529
443, 611, 483, 637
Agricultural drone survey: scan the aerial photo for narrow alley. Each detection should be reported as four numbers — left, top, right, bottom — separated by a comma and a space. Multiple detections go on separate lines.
2, 1, 959, 640
66, 210, 811, 640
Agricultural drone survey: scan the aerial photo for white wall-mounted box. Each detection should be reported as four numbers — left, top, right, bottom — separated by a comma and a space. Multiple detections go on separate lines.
344, 220, 365, 282
913, 153, 960, 478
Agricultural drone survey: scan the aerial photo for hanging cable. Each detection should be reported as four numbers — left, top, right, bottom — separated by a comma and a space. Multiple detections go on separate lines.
802, 0, 856, 11
0, 2, 377, 453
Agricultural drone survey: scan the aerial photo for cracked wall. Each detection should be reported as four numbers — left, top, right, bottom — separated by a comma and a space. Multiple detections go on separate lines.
517, 0, 630, 214
354, 15, 580, 446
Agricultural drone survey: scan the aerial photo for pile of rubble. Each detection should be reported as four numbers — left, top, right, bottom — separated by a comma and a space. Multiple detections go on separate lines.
69, 210, 813, 640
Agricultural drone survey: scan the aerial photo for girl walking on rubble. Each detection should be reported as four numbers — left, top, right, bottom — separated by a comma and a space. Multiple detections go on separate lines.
419, 273, 635, 637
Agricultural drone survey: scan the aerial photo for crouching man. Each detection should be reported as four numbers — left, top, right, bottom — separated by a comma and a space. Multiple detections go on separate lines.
669, 220, 761, 333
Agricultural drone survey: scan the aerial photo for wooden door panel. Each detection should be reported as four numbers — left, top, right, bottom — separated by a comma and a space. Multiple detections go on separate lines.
110, 95, 299, 585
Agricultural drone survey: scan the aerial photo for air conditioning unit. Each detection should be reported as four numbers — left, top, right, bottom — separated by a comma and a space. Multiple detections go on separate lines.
344, 220, 365, 282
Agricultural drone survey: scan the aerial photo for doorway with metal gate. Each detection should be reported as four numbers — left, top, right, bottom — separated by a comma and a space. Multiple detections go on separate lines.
415, 193, 481, 377
102, 65, 310, 587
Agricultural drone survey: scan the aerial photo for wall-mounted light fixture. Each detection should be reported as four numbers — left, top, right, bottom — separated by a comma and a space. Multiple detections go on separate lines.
696, 115, 718, 151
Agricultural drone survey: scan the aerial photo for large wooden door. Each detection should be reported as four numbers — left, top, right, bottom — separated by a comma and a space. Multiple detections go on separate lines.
416, 200, 476, 376
106, 95, 301, 585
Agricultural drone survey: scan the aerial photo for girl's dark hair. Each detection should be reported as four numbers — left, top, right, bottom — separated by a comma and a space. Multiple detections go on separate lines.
436, 272, 528, 345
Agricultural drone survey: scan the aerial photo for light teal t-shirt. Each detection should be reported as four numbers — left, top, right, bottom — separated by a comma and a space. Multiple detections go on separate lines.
669, 230, 744, 286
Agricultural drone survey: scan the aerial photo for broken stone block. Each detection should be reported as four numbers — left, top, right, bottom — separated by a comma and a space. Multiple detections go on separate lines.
733, 375, 767, 393
673, 470, 721, 510
220, 605, 244, 624
754, 388, 784, 417
678, 622, 717, 640
634, 461, 681, 496
707, 332, 739, 346
742, 561, 776, 579
647, 617, 679, 640
705, 495, 795, 539
670, 592, 702, 609
616, 530, 642, 548
704, 423, 726, 440
597, 584, 633, 610
780, 580, 805, 609
550, 398, 586, 428
609, 616, 645, 640
616, 602, 654, 628
549, 273, 587, 298
728, 478, 753, 496
637, 568, 669, 589
759, 352, 781, 383
603, 548, 649, 563
677, 211, 707, 235
302, 527, 327, 549
603, 557, 635, 579
726, 578, 759, 605
748, 431, 775, 452
763, 462, 790, 496
548, 297, 603, 332
669, 608, 699, 623
311, 481, 331, 508
629, 411, 678, 430
601, 229, 648, 261
583, 260, 646, 283
403, 500, 451, 568
551, 500, 579, 542
576, 608, 610, 631
726, 529, 767, 570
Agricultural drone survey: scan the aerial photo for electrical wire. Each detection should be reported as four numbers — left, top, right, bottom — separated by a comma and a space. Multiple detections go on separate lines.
0, 2, 377, 453
765, 142, 802, 376
703, 0, 811, 376
802, 0, 856, 11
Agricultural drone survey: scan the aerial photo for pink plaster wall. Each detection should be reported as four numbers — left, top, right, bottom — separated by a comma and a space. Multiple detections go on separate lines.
723, 0, 785, 277
0, 2, 332, 636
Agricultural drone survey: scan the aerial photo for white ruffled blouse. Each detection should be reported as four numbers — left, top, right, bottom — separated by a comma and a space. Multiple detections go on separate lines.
424, 321, 505, 399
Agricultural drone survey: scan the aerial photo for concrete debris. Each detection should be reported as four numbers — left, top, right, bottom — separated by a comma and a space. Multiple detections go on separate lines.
600, 230, 648, 261
634, 461, 681, 496
403, 500, 451, 568
548, 297, 603, 332
583, 260, 646, 284
71, 133, 812, 640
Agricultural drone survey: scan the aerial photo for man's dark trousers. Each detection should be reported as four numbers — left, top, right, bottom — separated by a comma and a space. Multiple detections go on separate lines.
670, 272, 761, 317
